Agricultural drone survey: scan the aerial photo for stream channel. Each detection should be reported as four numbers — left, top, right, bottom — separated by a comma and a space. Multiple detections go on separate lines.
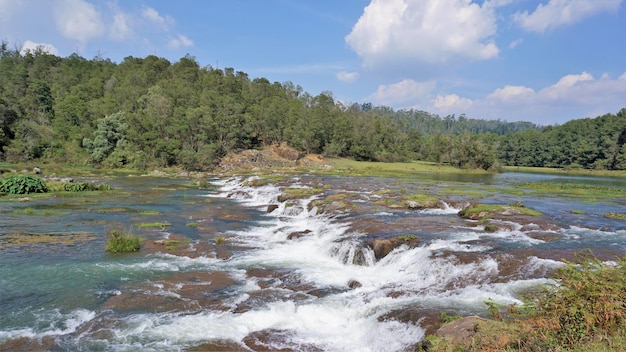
1, 171, 625, 351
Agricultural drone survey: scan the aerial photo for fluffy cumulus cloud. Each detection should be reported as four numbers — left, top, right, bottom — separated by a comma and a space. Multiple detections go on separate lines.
20, 40, 59, 55
346, 0, 500, 68
433, 94, 473, 111
54, 0, 105, 43
430, 72, 626, 123
513, 0, 622, 33
368, 79, 436, 107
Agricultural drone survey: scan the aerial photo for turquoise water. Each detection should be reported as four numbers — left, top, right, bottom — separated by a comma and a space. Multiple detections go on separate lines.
0, 172, 624, 351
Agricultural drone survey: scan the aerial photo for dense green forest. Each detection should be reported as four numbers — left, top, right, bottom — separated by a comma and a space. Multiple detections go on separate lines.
1, 43, 625, 171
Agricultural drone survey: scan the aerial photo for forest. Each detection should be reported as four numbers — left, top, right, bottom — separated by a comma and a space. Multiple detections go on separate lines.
1, 42, 625, 171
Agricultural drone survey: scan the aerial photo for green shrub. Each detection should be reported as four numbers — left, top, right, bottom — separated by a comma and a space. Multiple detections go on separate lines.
63, 182, 112, 192
105, 228, 143, 253
0, 175, 48, 194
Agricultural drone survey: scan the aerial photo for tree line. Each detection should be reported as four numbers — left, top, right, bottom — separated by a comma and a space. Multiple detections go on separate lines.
1, 44, 625, 171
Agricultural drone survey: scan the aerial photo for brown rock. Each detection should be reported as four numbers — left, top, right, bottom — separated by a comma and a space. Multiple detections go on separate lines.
369, 238, 398, 260
435, 315, 484, 345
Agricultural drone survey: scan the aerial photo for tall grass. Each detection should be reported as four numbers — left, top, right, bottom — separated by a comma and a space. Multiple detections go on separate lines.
105, 228, 143, 253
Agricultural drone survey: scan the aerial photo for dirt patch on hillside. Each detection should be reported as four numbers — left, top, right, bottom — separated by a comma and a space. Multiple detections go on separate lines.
217, 144, 329, 172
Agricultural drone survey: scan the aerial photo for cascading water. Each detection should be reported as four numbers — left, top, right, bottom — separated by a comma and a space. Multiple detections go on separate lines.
2, 173, 623, 351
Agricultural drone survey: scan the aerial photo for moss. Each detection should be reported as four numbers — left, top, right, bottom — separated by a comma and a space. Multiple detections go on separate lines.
459, 203, 542, 219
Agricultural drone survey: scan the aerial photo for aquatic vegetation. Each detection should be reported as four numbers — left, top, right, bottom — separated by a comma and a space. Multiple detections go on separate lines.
105, 228, 143, 253
62, 182, 112, 192
570, 209, 586, 214
214, 236, 225, 244
604, 212, 626, 220
0, 232, 96, 249
12, 207, 70, 216
185, 222, 199, 227
139, 210, 161, 216
397, 234, 417, 241
138, 222, 171, 228
0, 175, 48, 194
518, 182, 626, 199
458, 203, 542, 219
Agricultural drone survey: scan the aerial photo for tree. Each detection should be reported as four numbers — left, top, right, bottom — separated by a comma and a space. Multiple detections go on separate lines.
83, 111, 128, 164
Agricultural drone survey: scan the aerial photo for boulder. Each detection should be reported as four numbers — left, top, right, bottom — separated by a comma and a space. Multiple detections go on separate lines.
435, 315, 484, 345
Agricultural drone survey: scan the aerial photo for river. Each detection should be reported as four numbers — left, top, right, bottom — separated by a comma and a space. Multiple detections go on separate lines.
0, 171, 625, 351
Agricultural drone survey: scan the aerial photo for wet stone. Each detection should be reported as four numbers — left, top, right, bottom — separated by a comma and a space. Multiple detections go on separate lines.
101, 271, 236, 313
243, 329, 324, 352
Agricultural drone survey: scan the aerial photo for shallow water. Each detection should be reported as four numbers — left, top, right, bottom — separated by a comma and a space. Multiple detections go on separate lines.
0, 172, 624, 351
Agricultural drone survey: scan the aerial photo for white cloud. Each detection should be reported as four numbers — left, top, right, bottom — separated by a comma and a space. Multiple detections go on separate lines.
368, 79, 436, 106
346, 0, 499, 68
142, 6, 173, 30
433, 94, 473, 111
487, 85, 535, 101
513, 0, 622, 33
109, 10, 134, 41
509, 38, 523, 49
54, 0, 105, 43
337, 71, 359, 83
20, 40, 59, 55
540, 71, 594, 99
168, 34, 193, 49
428, 72, 626, 124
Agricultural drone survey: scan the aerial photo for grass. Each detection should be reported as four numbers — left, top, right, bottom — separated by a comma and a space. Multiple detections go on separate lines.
518, 182, 626, 199
503, 165, 626, 178
324, 158, 488, 177
105, 228, 143, 253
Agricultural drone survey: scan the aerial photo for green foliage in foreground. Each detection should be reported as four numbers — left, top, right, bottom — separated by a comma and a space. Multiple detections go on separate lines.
105, 228, 143, 253
428, 251, 626, 351
0, 175, 47, 194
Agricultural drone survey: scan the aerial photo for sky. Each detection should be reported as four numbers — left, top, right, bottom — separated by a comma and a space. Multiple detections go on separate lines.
1, 0, 625, 125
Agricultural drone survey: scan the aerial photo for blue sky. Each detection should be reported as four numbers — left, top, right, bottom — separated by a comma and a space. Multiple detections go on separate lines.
1, 0, 625, 125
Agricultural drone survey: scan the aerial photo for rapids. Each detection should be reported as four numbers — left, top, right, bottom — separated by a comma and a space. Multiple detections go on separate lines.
0, 173, 625, 351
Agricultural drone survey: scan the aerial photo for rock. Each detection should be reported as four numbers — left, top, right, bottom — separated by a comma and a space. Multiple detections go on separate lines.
435, 315, 484, 345
406, 200, 423, 209
348, 280, 362, 289
267, 204, 279, 213
33, 167, 41, 174
369, 238, 398, 260
287, 229, 312, 240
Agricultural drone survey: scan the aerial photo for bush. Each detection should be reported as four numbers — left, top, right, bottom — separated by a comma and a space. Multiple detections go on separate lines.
63, 181, 112, 192
528, 251, 626, 348
105, 228, 142, 253
0, 175, 48, 194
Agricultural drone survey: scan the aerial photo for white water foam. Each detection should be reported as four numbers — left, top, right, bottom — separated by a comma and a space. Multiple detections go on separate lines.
37, 176, 554, 351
